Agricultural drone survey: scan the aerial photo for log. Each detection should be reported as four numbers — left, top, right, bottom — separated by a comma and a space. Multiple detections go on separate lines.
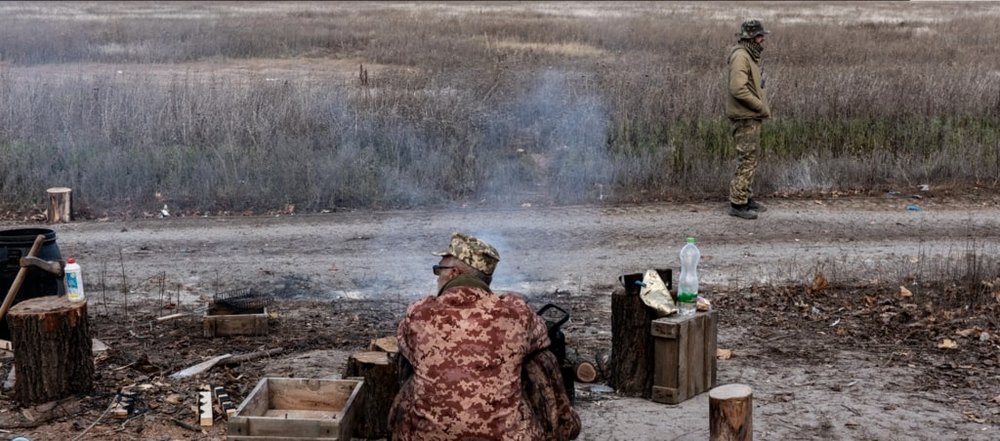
9, 296, 93, 405
217, 347, 285, 366
709, 383, 753, 441
609, 285, 657, 397
574, 361, 598, 383
343, 350, 399, 440
46, 187, 72, 223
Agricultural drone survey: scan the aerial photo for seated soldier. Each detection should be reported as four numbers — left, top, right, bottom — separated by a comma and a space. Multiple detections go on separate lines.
389, 232, 579, 441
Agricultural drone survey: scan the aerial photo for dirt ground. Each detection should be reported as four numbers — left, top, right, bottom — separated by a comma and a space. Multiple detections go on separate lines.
0, 194, 999, 440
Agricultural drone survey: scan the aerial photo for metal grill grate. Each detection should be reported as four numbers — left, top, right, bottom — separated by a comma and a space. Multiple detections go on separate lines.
213, 288, 272, 313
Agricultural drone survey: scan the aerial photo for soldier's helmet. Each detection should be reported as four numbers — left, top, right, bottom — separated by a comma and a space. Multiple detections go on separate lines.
737, 19, 769, 39
433, 232, 500, 276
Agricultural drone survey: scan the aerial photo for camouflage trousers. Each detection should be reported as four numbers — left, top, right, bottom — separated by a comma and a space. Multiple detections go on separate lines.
729, 119, 762, 205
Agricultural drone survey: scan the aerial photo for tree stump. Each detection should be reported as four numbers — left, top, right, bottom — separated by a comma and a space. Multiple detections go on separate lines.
343, 350, 400, 440
609, 285, 657, 397
9, 296, 93, 406
46, 187, 72, 223
709, 383, 753, 441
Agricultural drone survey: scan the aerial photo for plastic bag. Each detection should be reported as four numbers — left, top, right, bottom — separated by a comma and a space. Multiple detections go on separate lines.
639, 269, 677, 316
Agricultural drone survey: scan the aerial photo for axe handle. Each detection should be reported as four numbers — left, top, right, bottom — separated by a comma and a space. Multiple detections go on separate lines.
0, 234, 46, 323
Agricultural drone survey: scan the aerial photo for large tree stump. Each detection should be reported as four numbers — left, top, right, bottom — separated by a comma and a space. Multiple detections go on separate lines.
709, 383, 753, 441
343, 350, 400, 440
609, 285, 657, 397
9, 296, 93, 405
46, 187, 72, 223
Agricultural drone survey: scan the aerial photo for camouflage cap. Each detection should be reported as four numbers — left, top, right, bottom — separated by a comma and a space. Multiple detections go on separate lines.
433, 232, 500, 276
736, 19, 769, 39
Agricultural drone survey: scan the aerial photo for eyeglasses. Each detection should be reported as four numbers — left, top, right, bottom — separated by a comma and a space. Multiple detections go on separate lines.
432, 265, 454, 276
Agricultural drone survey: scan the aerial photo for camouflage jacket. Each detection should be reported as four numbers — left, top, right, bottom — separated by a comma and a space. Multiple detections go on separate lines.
726, 45, 770, 120
389, 276, 556, 441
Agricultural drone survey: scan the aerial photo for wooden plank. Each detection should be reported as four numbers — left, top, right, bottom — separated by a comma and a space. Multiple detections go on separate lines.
337, 376, 363, 441
651, 385, 679, 404
688, 312, 706, 399
169, 354, 232, 379
263, 409, 338, 419
156, 312, 189, 322
228, 378, 270, 436
706, 310, 719, 388
199, 391, 213, 426
268, 378, 357, 410
242, 417, 341, 438
676, 317, 690, 403
652, 322, 674, 388
650, 318, 678, 338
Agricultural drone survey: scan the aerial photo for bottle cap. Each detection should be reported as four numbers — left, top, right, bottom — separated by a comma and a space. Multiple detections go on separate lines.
67, 258, 76, 264
686, 237, 696, 244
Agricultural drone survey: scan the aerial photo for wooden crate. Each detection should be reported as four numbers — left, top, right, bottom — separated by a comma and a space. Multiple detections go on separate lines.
203, 304, 268, 337
650, 310, 718, 404
228, 378, 363, 441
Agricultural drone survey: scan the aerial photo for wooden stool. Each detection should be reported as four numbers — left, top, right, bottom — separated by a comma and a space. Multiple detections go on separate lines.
709, 383, 753, 441
9, 296, 93, 405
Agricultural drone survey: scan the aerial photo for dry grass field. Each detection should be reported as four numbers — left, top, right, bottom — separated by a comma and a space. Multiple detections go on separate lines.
0, 4, 998, 439
1, 1, 999, 217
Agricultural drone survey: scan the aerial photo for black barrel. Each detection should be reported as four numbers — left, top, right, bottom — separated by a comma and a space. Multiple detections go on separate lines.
0, 228, 64, 339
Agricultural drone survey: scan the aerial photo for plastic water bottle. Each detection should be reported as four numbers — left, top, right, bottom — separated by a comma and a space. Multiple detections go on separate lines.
677, 237, 700, 316
65, 258, 85, 302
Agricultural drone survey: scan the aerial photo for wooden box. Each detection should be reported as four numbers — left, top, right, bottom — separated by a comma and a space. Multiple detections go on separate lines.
650, 310, 718, 404
228, 377, 363, 441
203, 304, 268, 337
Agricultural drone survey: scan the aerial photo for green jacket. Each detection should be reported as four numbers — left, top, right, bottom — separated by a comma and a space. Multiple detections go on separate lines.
726, 45, 770, 120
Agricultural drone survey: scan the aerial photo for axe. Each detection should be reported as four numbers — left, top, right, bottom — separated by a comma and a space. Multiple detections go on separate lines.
0, 234, 64, 323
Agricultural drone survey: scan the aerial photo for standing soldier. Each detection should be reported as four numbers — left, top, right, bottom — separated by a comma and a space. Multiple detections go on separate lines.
726, 19, 771, 220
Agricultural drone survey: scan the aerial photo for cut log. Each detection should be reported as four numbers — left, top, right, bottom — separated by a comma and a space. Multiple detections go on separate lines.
709, 383, 753, 441
342, 350, 400, 440
609, 285, 657, 397
368, 336, 399, 353
46, 187, 72, 223
574, 361, 598, 383
9, 296, 93, 405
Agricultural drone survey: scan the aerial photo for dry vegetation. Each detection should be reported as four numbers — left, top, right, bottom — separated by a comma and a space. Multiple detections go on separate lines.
0, 1, 999, 216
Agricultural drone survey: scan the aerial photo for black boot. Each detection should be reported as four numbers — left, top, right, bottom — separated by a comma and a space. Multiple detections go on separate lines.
728, 203, 758, 219
747, 199, 767, 212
